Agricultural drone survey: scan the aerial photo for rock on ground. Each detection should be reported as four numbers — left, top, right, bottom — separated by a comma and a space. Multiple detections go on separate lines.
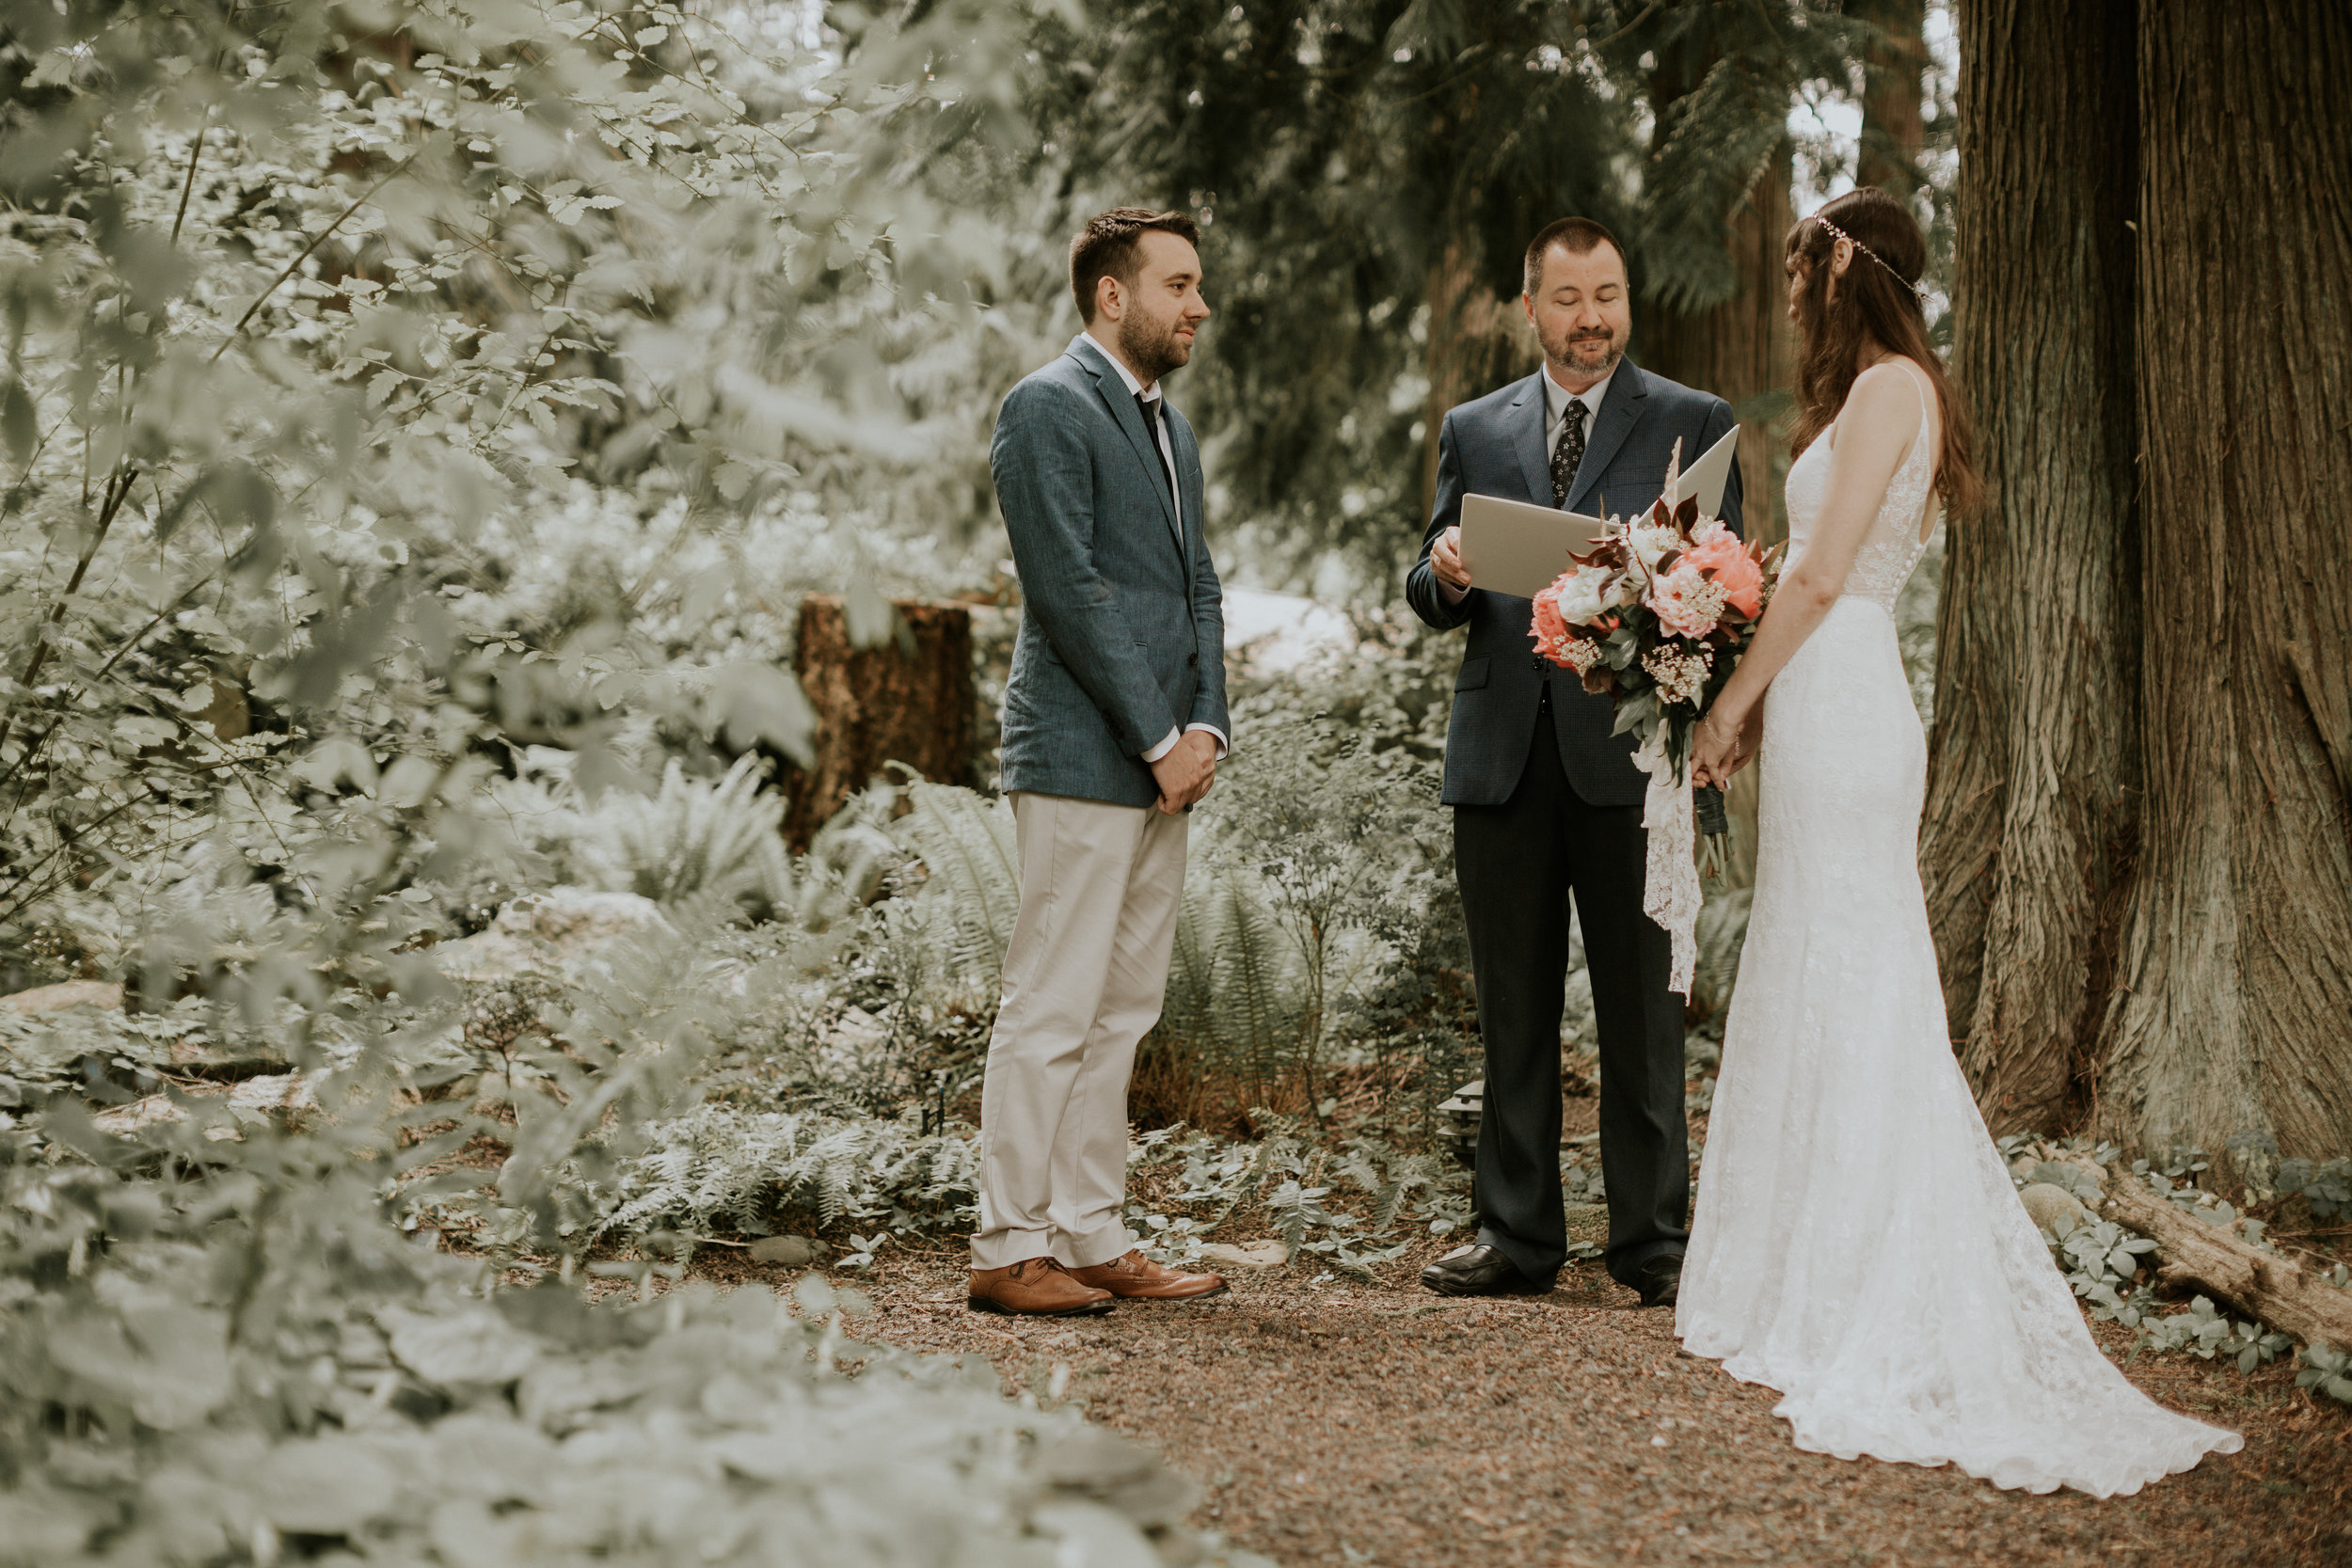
1200, 1242, 1289, 1272
2, 979, 123, 1014
2020, 1181, 2091, 1235
436, 887, 672, 983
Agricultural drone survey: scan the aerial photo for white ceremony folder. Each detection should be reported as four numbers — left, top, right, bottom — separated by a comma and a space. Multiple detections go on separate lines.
1457, 493, 1610, 600
1456, 425, 1740, 600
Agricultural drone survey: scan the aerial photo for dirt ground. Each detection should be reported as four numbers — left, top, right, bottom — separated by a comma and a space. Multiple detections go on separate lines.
692, 1234, 2352, 1568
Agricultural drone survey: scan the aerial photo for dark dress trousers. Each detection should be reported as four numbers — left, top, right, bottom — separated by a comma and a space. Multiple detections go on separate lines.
1405, 357, 1740, 1289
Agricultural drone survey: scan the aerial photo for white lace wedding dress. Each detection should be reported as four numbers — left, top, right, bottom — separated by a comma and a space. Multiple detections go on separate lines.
1676, 370, 2242, 1496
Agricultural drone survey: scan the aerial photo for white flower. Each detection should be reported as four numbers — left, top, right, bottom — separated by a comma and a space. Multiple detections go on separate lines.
1640, 642, 1714, 708
1556, 566, 1609, 625
1629, 522, 1680, 572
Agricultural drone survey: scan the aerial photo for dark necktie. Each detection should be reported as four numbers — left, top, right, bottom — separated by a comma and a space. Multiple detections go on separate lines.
1136, 392, 1177, 507
1549, 395, 1587, 509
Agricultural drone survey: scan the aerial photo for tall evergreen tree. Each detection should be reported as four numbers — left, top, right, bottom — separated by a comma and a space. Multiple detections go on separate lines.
1921, 0, 2140, 1136
2099, 0, 2352, 1163
1925, 0, 2352, 1163
1030, 1, 1854, 583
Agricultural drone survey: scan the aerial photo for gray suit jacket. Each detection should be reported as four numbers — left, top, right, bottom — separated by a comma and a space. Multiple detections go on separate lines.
1405, 359, 1741, 808
991, 334, 1231, 809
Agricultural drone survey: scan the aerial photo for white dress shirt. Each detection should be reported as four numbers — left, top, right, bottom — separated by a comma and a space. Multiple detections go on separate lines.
1082, 329, 1229, 765
1543, 358, 1615, 459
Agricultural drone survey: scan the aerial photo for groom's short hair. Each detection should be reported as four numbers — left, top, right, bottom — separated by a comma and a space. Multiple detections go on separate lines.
1070, 208, 1200, 324
1523, 217, 1629, 298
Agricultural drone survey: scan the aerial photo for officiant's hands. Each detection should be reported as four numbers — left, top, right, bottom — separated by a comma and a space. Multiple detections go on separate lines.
1691, 705, 1762, 788
1432, 525, 1471, 592
1151, 730, 1219, 815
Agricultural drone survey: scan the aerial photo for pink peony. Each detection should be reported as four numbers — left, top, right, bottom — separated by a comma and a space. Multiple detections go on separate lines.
1680, 521, 1764, 618
1532, 575, 1574, 663
1645, 562, 1729, 641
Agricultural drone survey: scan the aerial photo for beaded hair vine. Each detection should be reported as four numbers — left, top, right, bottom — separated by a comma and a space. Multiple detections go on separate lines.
1814, 216, 1930, 302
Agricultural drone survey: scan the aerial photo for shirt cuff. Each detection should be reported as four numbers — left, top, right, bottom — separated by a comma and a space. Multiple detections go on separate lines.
1184, 722, 1230, 759
1438, 578, 1469, 606
1144, 724, 1230, 762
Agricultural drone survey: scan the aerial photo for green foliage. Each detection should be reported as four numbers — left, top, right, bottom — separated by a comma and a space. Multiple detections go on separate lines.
1125, 1121, 1471, 1280
0, 1096, 1248, 1564
2277, 1155, 2352, 1222
591, 1101, 983, 1245
564, 753, 798, 909
2003, 1136, 2328, 1380
889, 778, 1023, 990
2296, 1341, 2352, 1407
0, 5, 1296, 1561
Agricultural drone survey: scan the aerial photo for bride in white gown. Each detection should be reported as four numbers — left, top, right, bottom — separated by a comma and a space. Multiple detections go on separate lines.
1677, 188, 2240, 1497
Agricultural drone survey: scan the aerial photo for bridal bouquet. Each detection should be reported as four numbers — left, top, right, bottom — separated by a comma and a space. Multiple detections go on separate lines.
1528, 445, 1778, 992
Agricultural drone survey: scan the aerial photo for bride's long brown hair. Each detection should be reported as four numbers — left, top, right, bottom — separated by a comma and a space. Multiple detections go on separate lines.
1786, 187, 1982, 517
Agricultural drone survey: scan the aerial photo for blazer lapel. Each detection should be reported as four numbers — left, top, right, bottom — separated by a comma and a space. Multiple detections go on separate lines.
1509, 372, 1553, 504
1066, 335, 1183, 542
1566, 361, 1648, 516
1165, 401, 1200, 568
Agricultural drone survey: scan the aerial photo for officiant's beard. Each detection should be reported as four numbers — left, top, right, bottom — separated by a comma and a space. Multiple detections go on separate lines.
1117, 312, 1192, 384
1545, 324, 1625, 384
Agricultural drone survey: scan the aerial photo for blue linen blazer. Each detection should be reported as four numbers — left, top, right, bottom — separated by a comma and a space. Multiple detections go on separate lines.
1405, 358, 1741, 808
990, 334, 1231, 809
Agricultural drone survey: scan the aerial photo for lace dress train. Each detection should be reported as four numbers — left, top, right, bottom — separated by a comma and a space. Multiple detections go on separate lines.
1675, 374, 2241, 1496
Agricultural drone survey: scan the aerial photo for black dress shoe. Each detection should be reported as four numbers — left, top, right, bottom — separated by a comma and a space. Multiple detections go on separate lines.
1420, 1243, 1550, 1297
1630, 1253, 1682, 1308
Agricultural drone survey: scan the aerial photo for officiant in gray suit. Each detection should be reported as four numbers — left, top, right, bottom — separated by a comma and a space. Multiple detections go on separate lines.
1406, 217, 1741, 1309
968, 209, 1234, 1318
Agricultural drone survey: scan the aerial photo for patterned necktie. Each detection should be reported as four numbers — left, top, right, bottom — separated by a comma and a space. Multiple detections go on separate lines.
1136, 392, 1177, 506
1549, 395, 1587, 509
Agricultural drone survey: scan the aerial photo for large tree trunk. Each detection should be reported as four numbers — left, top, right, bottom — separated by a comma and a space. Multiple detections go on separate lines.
780, 596, 975, 847
1856, 0, 1928, 197
1421, 243, 1536, 515
1639, 138, 1797, 888
2092, 0, 2352, 1162
1642, 142, 1797, 552
1919, 0, 2141, 1134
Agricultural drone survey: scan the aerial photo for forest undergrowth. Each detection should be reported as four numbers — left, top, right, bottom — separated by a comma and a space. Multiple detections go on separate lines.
1, 4, 2347, 1564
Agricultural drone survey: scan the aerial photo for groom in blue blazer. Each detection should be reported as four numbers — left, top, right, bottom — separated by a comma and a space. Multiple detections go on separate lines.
969, 209, 1234, 1317
1406, 218, 1741, 1307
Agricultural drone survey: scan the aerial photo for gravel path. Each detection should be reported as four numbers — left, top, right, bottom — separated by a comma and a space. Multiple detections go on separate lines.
767, 1240, 2351, 1567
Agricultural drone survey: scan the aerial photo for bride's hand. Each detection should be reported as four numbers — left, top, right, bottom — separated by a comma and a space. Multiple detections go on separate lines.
1691, 705, 1754, 788
1730, 706, 1764, 774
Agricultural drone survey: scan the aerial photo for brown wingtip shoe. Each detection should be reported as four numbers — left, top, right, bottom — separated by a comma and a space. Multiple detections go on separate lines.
1066, 1249, 1229, 1301
967, 1257, 1117, 1316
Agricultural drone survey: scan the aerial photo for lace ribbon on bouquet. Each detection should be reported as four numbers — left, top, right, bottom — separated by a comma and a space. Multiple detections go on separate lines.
1632, 728, 1700, 996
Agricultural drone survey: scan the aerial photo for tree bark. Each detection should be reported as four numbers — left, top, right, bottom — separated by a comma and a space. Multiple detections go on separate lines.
1638, 136, 1796, 888
1421, 243, 1536, 516
1918, 0, 2140, 1135
1856, 0, 1929, 197
2093, 0, 2352, 1162
780, 596, 975, 848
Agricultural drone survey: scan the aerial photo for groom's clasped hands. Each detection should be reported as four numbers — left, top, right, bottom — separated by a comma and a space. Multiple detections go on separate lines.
1149, 727, 1219, 815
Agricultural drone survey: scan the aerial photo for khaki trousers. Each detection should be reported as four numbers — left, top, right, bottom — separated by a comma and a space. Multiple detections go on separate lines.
970, 791, 1188, 1270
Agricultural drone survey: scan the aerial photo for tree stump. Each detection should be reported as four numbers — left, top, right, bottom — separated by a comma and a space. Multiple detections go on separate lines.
780, 596, 975, 848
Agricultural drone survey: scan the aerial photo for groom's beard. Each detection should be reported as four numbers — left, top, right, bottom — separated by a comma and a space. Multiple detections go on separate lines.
1118, 311, 1191, 384
1543, 323, 1626, 383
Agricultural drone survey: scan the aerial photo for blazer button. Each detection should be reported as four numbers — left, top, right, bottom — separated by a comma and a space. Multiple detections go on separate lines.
1530, 655, 1547, 673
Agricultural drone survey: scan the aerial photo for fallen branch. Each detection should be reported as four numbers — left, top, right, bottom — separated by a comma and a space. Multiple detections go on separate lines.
2092, 1164, 2352, 1350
